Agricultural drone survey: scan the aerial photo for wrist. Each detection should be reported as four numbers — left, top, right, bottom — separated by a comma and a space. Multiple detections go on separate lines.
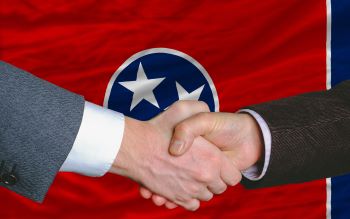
238, 109, 271, 181
226, 113, 264, 171
109, 117, 147, 180
245, 113, 264, 165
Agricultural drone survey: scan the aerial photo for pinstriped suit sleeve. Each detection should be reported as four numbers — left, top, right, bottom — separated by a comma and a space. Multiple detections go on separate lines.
241, 80, 350, 188
0, 61, 84, 202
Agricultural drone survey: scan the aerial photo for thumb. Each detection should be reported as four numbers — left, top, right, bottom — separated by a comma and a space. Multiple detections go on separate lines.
169, 112, 218, 156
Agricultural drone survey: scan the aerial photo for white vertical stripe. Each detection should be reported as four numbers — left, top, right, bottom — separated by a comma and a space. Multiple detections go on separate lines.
326, 178, 332, 219
326, 0, 332, 91
326, 0, 332, 219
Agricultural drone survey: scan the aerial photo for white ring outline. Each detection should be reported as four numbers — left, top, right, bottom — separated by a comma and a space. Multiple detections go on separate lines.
103, 47, 219, 112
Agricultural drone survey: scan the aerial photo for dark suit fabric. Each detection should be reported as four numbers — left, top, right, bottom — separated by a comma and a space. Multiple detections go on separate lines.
243, 80, 350, 188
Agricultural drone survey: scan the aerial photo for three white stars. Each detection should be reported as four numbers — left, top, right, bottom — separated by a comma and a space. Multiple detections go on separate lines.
119, 62, 205, 111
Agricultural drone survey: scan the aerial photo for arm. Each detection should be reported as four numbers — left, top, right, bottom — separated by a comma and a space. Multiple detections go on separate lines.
243, 80, 350, 187
0, 62, 236, 210
167, 80, 350, 189
0, 61, 84, 202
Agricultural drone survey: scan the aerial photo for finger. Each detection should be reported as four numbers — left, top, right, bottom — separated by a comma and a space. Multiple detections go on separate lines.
220, 153, 242, 186
186, 199, 200, 211
165, 201, 178, 209
139, 186, 152, 199
176, 198, 200, 211
152, 194, 167, 206
169, 112, 218, 156
196, 187, 214, 201
152, 100, 210, 129
207, 179, 227, 195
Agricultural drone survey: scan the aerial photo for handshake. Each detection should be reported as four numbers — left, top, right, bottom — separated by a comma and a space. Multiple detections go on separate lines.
109, 101, 263, 211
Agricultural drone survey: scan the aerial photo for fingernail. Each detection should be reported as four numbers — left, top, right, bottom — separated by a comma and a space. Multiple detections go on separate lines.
170, 140, 184, 154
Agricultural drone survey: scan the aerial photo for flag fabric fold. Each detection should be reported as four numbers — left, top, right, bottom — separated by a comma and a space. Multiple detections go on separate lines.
0, 0, 349, 218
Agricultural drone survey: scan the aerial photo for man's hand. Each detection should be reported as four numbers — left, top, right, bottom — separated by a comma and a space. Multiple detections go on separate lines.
109, 101, 239, 211
141, 112, 264, 209
170, 112, 264, 171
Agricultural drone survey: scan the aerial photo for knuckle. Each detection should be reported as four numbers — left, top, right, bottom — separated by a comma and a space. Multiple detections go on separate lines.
189, 184, 200, 195
209, 155, 221, 166
198, 171, 215, 182
175, 122, 191, 135
204, 158, 221, 173
197, 112, 212, 125
174, 194, 190, 203
173, 101, 189, 114
198, 101, 210, 112
186, 183, 200, 197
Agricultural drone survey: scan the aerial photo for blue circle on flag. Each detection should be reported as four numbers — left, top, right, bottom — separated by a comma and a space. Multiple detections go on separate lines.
104, 48, 219, 121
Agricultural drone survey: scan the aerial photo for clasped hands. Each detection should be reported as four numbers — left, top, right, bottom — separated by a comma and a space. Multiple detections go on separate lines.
109, 101, 263, 211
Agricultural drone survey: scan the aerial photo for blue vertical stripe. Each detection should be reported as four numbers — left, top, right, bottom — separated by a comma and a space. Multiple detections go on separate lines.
331, 0, 350, 218
331, 175, 350, 219
331, 0, 350, 86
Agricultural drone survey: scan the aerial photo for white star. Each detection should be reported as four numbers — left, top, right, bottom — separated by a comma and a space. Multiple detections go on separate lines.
119, 63, 165, 111
176, 82, 205, 101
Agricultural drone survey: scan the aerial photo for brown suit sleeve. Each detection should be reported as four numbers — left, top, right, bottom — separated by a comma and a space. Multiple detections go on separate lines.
241, 80, 350, 188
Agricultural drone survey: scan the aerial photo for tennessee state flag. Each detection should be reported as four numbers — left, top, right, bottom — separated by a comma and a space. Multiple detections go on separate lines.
1, 0, 350, 218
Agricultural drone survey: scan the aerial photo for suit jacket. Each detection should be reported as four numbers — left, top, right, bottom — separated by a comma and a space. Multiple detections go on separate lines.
242, 80, 350, 188
0, 61, 84, 202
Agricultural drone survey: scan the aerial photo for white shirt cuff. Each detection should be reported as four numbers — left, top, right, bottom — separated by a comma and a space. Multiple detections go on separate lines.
60, 101, 125, 177
238, 109, 271, 181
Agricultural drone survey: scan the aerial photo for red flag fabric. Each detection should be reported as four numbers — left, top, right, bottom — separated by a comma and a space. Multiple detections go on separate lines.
0, 0, 328, 218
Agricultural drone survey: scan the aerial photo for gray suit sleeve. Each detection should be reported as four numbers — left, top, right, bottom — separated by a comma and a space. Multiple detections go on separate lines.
0, 61, 84, 202
241, 80, 350, 188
